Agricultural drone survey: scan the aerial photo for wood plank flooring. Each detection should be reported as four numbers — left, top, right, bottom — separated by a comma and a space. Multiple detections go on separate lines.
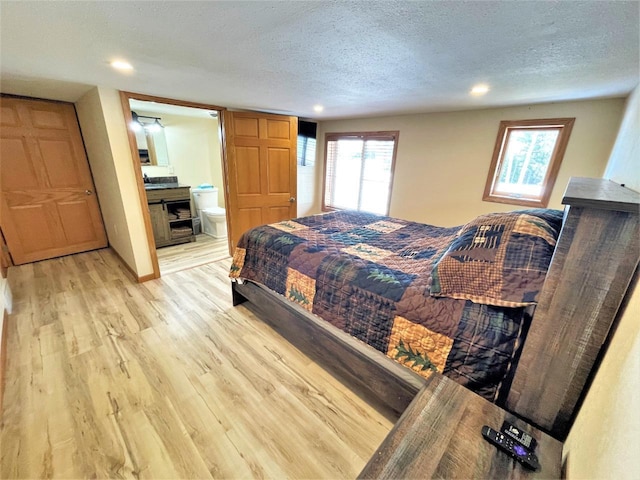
157, 234, 230, 275
0, 249, 394, 479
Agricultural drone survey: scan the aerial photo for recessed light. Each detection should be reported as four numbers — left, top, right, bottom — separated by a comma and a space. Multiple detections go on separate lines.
111, 60, 133, 71
313, 105, 324, 113
470, 84, 489, 96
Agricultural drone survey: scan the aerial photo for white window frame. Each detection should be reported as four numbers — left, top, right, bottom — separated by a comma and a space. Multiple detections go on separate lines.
322, 131, 399, 215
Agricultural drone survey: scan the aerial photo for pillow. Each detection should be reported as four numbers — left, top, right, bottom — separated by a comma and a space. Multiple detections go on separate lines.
430, 209, 564, 307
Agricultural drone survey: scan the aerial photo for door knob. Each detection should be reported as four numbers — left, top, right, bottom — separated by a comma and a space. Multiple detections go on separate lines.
85, 190, 93, 195
289, 197, 296, 203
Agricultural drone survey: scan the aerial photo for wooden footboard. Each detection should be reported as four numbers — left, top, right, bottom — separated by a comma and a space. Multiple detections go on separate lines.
232, 281, 426, 416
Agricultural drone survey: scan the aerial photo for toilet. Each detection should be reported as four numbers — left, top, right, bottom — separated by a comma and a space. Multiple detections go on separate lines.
192, 186, 227, 239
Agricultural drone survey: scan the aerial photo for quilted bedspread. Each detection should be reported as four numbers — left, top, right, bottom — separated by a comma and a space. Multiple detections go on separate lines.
230, 211, 536, 401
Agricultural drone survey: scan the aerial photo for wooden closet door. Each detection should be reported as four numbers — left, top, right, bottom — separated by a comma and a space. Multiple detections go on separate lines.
223, 111, 298, 253
0, 96, 107, 265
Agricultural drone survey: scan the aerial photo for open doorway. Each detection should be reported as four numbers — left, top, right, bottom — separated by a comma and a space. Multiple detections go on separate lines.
120, 92, 230, 276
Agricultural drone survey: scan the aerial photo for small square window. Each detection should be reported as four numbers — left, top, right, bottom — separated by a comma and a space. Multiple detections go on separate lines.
483, 118, 575, 207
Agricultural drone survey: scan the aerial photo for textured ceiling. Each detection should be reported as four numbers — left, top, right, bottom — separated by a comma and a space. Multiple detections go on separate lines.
1, 1, 638, 119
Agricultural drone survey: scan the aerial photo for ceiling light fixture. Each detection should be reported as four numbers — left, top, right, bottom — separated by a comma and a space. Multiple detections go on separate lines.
313, 105, 324, 113
130, 111, 142, 132
470, 84, 490, 96
111, 60, 133, 71
130, 111, 164, 132
145, 119, 163, 133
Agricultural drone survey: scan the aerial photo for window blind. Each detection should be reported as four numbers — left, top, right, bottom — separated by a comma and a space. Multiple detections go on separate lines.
324, 132, 398, 215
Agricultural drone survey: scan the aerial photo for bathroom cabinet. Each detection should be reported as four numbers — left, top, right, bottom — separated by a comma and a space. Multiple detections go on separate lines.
145, 187, 195, 248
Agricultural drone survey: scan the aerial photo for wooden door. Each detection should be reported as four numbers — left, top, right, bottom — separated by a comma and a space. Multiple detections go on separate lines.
223, 111, 297, 252
0, 96, 107, 265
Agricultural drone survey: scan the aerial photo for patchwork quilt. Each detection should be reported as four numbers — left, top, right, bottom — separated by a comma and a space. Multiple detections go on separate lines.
230, 209, 563, 401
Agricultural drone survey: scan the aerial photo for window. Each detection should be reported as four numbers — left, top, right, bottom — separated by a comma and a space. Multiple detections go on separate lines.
297, 135, 316, 167
323, 131, 398, 215
297, 120, 317, 167
483, 118, 575, 207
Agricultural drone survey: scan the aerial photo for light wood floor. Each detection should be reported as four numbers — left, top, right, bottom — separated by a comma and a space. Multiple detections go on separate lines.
157, 234, 230, 275
0, 249, 394, 479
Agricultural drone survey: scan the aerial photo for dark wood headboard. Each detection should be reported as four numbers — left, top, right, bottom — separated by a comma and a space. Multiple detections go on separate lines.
506, 177, 640, 439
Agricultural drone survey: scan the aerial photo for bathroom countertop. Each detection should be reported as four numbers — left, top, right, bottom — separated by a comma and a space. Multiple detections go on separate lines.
144, 183, 190, 190
143, 175, 191, 190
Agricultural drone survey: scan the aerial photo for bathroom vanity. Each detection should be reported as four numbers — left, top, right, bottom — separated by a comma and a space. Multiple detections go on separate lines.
144, 178, 195, 248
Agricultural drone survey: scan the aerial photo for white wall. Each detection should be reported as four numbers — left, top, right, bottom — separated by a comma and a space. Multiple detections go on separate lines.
1, 273, 11, 315
604, 85, 640, 192
564, 85, 640, 480
316, 98, 625, 226
0, 274, 11, 361
76, 88, 135, 267
0, 277, 5, 317
1, 242, 12, 391
0, 273, 7, 405
76, 87, 154, 278
166, 114, 223, 208
140, 112, 224, 210
298, 162, 317, 217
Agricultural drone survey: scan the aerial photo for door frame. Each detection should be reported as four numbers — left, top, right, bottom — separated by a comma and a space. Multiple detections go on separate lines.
119, 91, 228, 279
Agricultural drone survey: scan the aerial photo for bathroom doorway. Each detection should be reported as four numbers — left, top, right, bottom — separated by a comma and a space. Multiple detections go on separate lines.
121, 92, 230, 275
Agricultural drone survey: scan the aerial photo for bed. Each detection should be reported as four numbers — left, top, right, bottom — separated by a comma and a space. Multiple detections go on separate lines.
230, 178, 639, 441
230, 207, 562, 402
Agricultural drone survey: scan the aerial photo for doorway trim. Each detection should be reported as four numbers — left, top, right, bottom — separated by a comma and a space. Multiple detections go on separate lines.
119, 91, 227, 280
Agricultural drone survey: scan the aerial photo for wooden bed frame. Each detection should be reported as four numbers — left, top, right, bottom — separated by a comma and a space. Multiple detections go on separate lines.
232, 177, 639, 440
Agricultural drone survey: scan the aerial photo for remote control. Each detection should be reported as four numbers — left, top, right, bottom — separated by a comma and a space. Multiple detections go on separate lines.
482, 425, 540, 471
501, 421, 538, 450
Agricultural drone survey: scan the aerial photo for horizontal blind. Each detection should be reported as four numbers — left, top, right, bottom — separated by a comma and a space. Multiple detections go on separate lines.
324, 132, 398, 214
297, 135, 316, 166
325, 137, 363, 210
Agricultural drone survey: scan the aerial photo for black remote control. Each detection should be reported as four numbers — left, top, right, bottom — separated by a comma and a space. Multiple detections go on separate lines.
482, 425, 540, 471
501, 421, 538, 450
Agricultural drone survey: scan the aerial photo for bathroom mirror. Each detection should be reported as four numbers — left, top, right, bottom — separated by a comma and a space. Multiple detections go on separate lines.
134, 126, 170, 166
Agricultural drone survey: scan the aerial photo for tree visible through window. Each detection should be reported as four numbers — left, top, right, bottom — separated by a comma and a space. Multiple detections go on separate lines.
484, 118, 574, 207
323, 132, 399, 215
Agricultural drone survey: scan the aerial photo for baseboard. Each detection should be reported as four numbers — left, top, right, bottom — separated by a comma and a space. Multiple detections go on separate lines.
110, 247, 138, 281
0, 309, 8, 416
109, 247, 159, 283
